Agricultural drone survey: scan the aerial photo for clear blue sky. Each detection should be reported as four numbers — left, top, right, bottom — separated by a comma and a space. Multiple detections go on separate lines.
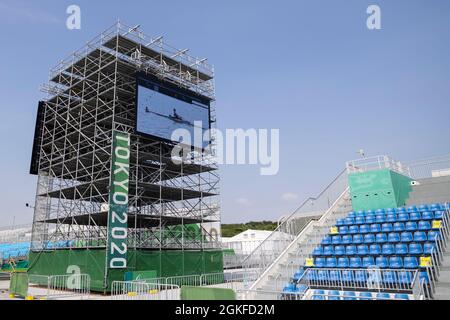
0, 0, 449, 226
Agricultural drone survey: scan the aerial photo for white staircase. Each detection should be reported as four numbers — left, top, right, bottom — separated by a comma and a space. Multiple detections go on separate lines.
251, 190, 351, 292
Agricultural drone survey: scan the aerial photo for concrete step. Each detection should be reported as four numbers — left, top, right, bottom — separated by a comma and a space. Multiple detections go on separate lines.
433, 282, 450, 300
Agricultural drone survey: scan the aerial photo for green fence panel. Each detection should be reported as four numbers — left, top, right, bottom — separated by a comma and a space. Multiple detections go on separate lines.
9, 273, 28, 298
181, 286, 236, 300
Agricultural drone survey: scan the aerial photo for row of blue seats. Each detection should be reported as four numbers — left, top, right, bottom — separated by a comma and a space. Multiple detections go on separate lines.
311, 289, 410, 300
311, 256, 422, 269
307, 269, 416, 283
322, 230, 440, 245
313, 242, 434, 257
336, 221, 437, 234
348, 204, 447, 217
337, 213, 443, 226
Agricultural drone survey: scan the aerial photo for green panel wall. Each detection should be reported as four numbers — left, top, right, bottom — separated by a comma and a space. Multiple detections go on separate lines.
180, 286, 236, 300
28, 248, 223, 293
348, 169, 412, 212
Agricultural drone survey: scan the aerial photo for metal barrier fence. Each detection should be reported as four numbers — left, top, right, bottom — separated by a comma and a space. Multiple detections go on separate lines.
27, 273, 90, 300
346, 155, 411, 177
237, 289, 305, 300
423, 205, 450, 299
111, 281, 180, 300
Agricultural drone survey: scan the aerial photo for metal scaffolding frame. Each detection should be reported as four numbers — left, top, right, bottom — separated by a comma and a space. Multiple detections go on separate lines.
30, 21, 220, 253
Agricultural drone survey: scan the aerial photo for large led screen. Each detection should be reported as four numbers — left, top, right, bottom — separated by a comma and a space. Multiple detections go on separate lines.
135, 74, 211, 149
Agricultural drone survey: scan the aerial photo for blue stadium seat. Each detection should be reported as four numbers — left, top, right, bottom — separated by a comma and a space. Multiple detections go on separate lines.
354, 270, 367, 282
407, 206, 418, 213
348, 211, 357, 218
397, 206, 406, 212
312, 290, 325, 300
346, 245, 357, 256
398, 213, 409, 222
386, 208, 396, 214
359, 292, 373, 300
370, 224, 381, 233
357, 245, 369, 256
322, 235, 332, 245
356, 210, 365, 217
415, 231, 428, 242
350, 257, 362, 268
376, 233, 388, 243
355, 216, 365, 225
395, 243, 408, 255
393, 222, 405, 232
339, 226, 349, 234
359, 225, 370, 234
315, 257, 326, 268
410, 212, 421, 221
422, 212, 434, 220
435, 211, 444, 220
383, 271, 397, 284
332, 236, 342, 245
405, 221, 418, 231
430, 203, 443, 211
382, 244, 395, 255
365, 216, 376, 224
382, 223, 393, 233
418, 221, 431, 231
398, 271, 412, 285
423, 242, 435, 255
395, 294, 410, 300
336, 218, 345, 226
404, 256, 419, 269
324, 245, 334, 256
409, 243, 423, 255
344, 217, 355, 225
376, 256, 389, 268
338, 257, 349, 268
349, 225, 359, 234
401, 232, 413, 243
293, 270, 305, 281
376, 209, 385, 215
428, 230, 440, 241
419, 204, 429, 212
335, 245, 346, 256
343, 291, 357, 300
364, 234, 375, 244
313, 246, 323, 256
370, 244, 382, 255
386, 214, 397, 223
363, 256, 375, 268
342, 235, 353, 245
376, 293, 391, 300
326, 257, 337, 268
283, 283, 297, 293
327, 290, 341, 300
419, 271, 429, 284
388, 233, 400, 243
353, 234, 364, 244
389, 256, 403, 269
376, 215, 386, 224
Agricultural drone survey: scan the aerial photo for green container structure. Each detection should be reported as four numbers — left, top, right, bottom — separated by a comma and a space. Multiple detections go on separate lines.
348, 169, 412, 211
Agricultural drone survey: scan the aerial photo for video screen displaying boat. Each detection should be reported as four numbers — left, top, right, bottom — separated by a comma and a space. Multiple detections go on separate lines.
135, 74, 210, 149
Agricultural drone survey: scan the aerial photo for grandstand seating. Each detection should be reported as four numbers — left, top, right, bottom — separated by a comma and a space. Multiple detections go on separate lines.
282, 203, 449, 300
0, 240, 73, 264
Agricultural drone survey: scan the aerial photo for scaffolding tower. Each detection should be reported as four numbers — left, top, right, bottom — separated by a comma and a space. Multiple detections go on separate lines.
29, 22, 221, 289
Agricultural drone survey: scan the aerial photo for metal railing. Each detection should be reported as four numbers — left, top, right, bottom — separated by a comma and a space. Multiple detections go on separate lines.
423, 204, 450, 299
408, 155, 450, 179
346, 155, 411, 177
241, 169, 349, 285
299, 268, 418, 293
28, 273, 90, 300
111, 281, 180, 300
237, 288, 306, 300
